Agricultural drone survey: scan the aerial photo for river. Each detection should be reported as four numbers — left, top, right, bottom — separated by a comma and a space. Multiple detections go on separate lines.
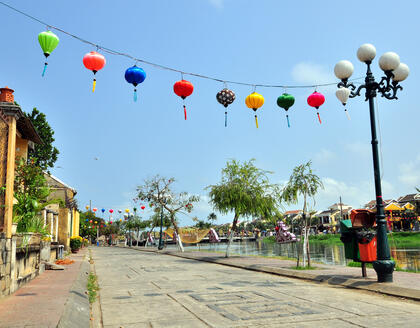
179, 240, 420, 271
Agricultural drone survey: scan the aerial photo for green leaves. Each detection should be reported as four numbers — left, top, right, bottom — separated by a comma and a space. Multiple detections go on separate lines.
207, 159, 280, 225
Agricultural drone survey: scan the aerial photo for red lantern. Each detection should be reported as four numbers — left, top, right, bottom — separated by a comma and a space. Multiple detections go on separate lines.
101, 225, 104, 228
109, 209, 114, 214
83, 51, 106, 92
109, 221, 113, 224
307, 91, 325, 124
141, 205, 145, 210
92, 207, 97, 212
173, 79, 194, 120
89, 220, 92, 223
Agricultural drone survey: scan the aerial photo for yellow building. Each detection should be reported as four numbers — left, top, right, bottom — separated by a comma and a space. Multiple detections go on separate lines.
44, 174, 80, 249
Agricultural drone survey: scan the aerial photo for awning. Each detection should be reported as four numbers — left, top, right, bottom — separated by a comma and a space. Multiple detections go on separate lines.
385, 203, 404, 211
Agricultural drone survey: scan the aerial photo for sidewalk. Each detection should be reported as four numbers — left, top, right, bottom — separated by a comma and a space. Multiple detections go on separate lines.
126, 246, 420, 301
0, 249, 88, 328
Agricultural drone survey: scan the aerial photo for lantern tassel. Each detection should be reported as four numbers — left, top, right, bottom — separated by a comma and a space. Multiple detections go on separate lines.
286, 114, 290, 128
225, 111, 227, 127
134, 89, 138, 102
345, 109, 351, 121
41, 62, 48, 77
184, 105, 187, 120
92, 79, 96, 93
317, 112, 322, 124
255, 115, 259, 128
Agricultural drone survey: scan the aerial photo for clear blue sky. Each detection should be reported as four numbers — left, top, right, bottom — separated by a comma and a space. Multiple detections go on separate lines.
1, 0, 419, 225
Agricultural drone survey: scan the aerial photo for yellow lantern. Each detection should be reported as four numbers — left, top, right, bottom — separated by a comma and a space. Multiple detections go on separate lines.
245, 92, 264, 128
85, 205, 89, 210
125, 208, 130, 213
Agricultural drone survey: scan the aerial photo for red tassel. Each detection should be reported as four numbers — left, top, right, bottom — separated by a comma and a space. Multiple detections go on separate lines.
184, 105, 187, 120
317, 112, 322, 124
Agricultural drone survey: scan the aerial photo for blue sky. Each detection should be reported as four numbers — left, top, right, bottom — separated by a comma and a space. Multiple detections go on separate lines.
1, 0, 419, 225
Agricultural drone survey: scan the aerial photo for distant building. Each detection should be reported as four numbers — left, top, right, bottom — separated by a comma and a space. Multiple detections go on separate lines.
317, 203, 353, 228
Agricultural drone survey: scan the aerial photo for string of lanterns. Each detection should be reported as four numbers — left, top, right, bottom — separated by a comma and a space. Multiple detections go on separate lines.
1, 3, 362, 128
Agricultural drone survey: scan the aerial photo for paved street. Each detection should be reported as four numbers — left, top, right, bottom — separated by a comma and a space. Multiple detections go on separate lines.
92, 247, 420, 328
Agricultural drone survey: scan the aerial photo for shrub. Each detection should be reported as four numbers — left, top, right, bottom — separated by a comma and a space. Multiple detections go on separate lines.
70, 236, 83, 250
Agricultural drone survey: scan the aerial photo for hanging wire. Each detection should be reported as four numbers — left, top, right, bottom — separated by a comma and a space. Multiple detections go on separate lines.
0, 1, 364, 89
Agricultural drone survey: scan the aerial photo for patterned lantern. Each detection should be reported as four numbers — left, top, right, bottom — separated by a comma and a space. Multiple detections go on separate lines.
83, 51, 106, 92
307, 91, 325, 124
245, 92, 264, 128
335, 87, 351, 120
38, 30, 59, 76
125, 65, 146, 102
216, 88, 236, 127
276, 93, 295, 128
173, 80, 194, 120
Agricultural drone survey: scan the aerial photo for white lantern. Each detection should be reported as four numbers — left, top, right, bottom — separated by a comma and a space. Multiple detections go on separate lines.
357, 44, 376, 63
334, 60, 354, 80
392, 63, 409, 82
379, 52, 400, 71
335, 87, 351, 105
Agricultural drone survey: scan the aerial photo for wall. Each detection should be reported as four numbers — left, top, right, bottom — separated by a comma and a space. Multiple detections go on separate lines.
0, 117, 8, 230
58, 208, 70, 250
15, 136, 28, 161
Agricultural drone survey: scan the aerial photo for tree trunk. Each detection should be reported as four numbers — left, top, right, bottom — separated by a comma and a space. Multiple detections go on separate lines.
171, 214, 184, 252
306, 227, 311, 267
145, 226, 155, 247
225, 213, 239, 258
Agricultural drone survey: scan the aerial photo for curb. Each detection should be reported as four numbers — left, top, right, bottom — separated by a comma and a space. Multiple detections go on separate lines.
122, 246, 420, 302
57, 253, 90, 328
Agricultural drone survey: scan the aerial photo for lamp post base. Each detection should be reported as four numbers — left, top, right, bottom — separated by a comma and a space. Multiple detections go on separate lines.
373, 260, 395, 283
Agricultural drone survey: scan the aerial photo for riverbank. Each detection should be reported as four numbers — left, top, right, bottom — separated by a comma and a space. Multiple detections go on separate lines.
263, 231, 420, 247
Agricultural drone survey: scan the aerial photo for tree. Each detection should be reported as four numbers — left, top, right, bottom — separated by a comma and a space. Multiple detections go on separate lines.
26, 108, 59, 170
207, 159, 281, 257
281, 161, 323, 267
136, 175, 199, 251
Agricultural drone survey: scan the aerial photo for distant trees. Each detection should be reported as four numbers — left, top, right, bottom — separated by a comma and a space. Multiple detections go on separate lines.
281, 161, 323, 267
207, 159, 281, 257
136, 175, 199, 251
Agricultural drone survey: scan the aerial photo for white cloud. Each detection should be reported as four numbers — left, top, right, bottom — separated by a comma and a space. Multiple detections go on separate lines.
314, 149, 336, 164
398, 154, 420, 188
346, 142, 370, 157
208, 0, 224, 8
291, 62, 336, 92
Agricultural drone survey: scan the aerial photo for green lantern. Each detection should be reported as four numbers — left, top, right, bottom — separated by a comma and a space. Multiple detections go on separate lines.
276, 93, 295, 128
38, 30, 59, 76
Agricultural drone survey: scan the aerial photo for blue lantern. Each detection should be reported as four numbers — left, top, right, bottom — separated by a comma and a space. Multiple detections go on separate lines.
125, 65, 146, 102
101, 208, 105, 213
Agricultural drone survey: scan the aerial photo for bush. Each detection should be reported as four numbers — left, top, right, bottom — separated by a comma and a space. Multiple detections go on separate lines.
70, 236, 83, 250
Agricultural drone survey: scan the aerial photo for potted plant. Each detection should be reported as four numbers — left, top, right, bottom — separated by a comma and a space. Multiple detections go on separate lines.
70, 236, 82, 253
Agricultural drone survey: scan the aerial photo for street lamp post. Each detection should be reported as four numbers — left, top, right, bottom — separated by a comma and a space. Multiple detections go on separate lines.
334, 44, 409, 283
158, 205, 164, 250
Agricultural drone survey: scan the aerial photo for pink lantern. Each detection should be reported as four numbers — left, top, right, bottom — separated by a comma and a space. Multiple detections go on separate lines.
307, 91, 325, 124
109, 209, 114, 214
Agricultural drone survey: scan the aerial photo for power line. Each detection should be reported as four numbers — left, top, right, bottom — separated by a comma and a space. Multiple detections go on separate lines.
0, 1, 361, 89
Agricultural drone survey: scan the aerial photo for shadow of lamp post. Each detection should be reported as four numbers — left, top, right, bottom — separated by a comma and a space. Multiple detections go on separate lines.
334, 44, 409, 282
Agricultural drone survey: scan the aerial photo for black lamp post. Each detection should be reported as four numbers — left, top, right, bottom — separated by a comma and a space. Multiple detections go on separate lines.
158, 205, 164, 250
335, 44, 409, 283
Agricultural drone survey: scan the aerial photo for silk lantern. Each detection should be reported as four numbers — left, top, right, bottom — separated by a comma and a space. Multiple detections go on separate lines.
109, 209, 114, 214
83, 51, 106, 92
101, 208, 105, 213
216, 88, 236, 127
276, 93, 295, 128
307, 91, 325, 124
93, 208, 97, 212
125, 65, 146, 102
245, 92, 264, 128
38, 30, 59, 76
85, 205, 89, 210
141, 205, 145, 210
335, 87, 351, 120
125, 209, 130, 213
118, 209, 122, 214
173, 80, 194, 120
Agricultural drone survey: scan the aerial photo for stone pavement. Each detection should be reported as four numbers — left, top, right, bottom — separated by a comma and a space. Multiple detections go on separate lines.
92, 247, 420, 328
151, 248, 420, 301
0, 249, 88, 328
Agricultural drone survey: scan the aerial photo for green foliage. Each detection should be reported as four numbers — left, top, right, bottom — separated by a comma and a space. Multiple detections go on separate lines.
290, 266, 317, 270
26, 108, 59, 170
87, 271, 99, 303
70, 236, 82, 250
13, 158, 52, 233
281, 161, 323, 211
207, 159, 280, 229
